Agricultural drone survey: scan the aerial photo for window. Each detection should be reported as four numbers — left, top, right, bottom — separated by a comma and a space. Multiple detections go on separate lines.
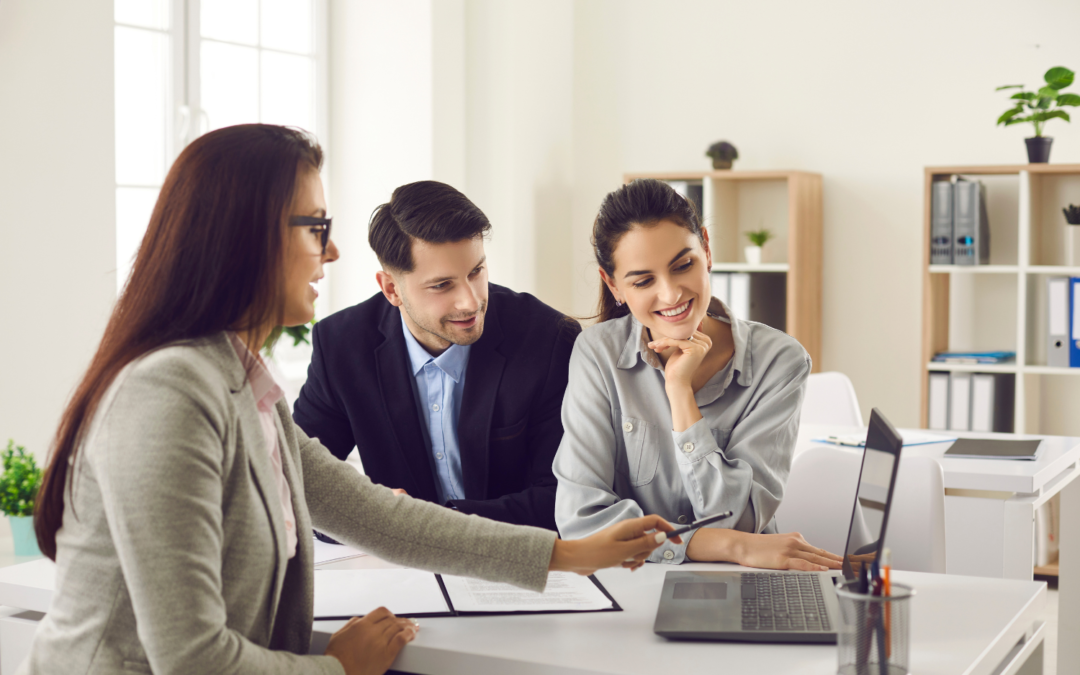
114, 0, 328, 393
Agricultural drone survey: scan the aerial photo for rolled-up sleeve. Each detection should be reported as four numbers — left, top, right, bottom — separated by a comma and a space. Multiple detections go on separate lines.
672, 353, 811, 535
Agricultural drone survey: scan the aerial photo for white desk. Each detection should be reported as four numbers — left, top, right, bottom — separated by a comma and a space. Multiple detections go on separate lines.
0, 556, 1046, 675
800, 424, 1080, 674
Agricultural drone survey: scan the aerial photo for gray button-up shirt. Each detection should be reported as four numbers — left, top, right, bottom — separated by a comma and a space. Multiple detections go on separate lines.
553, 297, 810, 564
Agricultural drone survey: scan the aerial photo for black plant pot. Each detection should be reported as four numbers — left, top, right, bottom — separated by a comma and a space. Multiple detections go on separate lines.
1026, 136, 1053, 164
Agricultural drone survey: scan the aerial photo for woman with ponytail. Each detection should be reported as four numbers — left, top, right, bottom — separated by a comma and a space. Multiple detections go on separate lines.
24, 127, 675, 675
554, 179, 842, 571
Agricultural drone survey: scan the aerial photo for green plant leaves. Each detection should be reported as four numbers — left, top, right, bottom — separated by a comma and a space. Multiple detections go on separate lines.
1045, 66, 1075, 90
1058, 93, 1080, 107
998, 107, 1026, 125
996, 84, 1024, 91
0, 441, 40, 518
1011, 92, 1037, 101
1037, 86, 1060, 101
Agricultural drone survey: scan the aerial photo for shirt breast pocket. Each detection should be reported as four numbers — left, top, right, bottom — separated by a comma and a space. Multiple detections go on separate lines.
619, 416, 660, 487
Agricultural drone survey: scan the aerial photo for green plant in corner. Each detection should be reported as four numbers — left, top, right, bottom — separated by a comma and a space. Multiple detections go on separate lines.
996, 66, 1080, 136
0, 441, 41, 518
745, 229, 774, 248
262, 319, 316, 357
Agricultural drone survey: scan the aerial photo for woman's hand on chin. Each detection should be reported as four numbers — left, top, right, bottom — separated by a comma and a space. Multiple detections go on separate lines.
549, 515, 682, 575
732, 531, 843, 572
649, 325, 711, 392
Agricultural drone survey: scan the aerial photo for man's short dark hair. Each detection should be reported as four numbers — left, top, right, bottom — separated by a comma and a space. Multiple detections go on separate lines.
368, 181, 492, 273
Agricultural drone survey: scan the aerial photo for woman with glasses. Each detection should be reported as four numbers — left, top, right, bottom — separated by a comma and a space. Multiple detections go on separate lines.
25, 125, 675, 675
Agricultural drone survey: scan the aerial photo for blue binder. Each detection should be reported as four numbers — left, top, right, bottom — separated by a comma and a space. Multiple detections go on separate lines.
1071, 278, 1080, 367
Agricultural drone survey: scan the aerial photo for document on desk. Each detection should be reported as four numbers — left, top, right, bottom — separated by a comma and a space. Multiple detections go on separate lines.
314, 569, 451, 620
440, 571, 616, 613
314, 569, 620, 619
312, 537, 367, 566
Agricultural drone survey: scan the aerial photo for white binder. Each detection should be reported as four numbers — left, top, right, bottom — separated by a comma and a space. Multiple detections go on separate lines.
928, 372, 950, 431
1049, 276, 1070, 367
949, 372, 972, 431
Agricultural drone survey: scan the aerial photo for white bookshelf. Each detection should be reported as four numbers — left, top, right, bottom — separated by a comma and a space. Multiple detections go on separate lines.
922, 164, 1080, 435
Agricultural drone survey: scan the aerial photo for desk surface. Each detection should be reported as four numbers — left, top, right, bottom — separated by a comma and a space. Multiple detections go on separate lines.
310, 561, 1045, 675
799, 424, 1080, 494
0, 556, 1044, 675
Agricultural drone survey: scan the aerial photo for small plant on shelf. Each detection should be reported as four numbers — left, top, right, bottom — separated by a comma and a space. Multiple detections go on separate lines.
743, 229, 773, 265
996, 66, 1079, 163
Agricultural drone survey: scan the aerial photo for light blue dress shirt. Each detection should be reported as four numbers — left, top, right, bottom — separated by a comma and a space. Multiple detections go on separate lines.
401, 315, 470, 505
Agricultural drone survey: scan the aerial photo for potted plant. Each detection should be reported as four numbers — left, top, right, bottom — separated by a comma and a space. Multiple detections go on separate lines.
996, 66, 1079, 163
705, 141, 739, 170
0, 440, 42, 556
744, 229, 773, 265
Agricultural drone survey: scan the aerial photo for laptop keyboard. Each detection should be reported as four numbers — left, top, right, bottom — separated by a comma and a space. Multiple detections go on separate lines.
740, 573, 831, 632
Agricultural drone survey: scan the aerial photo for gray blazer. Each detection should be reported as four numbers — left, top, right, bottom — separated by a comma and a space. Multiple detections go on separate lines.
22, 333, 556, 675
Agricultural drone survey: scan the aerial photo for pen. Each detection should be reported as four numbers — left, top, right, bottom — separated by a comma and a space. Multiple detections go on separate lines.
882, 548, 892, 659
660, 511, 735, 540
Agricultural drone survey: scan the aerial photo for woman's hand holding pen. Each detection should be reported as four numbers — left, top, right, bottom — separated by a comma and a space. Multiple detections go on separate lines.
549, 515, 682, 575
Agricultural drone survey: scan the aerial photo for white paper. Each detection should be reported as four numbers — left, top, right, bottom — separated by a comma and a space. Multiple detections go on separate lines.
313, 569, 450, 618
440, 571, 613, 613
813, 431, 955, 448
312, 537, 367, 566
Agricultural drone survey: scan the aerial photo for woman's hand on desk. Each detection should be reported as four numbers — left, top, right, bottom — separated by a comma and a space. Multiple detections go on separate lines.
325, 607, 418, 675
549, 515, 681, 575
688, 530, 842, 571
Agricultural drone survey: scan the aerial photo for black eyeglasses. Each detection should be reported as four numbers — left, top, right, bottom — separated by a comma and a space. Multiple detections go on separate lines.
289, 215, 332, 255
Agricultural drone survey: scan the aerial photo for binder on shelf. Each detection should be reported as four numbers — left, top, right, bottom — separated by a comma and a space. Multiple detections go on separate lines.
710, 272, 730, 306
729, 273, 750, 322
1071, 277, 1080, 368
952, 178, 989, 265
969, 373, 1015, 433
664, 180, 704, 223
948, 372, 972, 431
928, 372, 950, 431
930, 180, 954, 264
1048, 276, 1070, 367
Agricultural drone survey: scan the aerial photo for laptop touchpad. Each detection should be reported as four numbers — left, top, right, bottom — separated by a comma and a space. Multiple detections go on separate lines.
672, 582, 728, 600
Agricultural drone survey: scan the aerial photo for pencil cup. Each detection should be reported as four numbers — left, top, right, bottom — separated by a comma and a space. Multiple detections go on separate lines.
834, 581, 914, 675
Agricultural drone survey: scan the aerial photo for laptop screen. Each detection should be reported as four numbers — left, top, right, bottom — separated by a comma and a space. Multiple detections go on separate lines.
840, 408, 903, 581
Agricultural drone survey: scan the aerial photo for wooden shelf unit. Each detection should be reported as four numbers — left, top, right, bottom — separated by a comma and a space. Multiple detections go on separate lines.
625, 170, 823, 370
920, 164, 1080, 433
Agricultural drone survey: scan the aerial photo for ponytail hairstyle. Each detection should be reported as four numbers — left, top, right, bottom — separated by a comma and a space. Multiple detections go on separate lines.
591, 178, 705, 322
35, 124, 323, 560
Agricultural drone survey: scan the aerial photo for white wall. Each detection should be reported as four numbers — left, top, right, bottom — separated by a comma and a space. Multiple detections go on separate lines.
0, 0, 116, 461
565, 0, 1080, 427
327, 0, 438, 311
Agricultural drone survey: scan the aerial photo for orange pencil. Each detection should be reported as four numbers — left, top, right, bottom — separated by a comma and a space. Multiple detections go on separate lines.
882, 548, 892, 659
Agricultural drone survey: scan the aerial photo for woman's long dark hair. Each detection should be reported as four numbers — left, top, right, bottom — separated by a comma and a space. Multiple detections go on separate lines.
35, 124, 323, 559
591, 179, 705, 322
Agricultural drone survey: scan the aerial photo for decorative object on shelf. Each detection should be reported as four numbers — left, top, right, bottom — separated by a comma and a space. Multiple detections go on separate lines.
0, 440, 42, 556
1064, 204, 1080, 225
996, 66, 1079, 164
743, 228, 773, 265
705, 141, 738, 170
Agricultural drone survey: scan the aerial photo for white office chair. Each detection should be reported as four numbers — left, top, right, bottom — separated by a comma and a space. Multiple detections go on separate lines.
774, 445, 947, 574
800, 372, 864, 428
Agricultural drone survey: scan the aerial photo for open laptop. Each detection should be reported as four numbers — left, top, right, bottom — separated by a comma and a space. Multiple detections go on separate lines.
653, 407, 903, 643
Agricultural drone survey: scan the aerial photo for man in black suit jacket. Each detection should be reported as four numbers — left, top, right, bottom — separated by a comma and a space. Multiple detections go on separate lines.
293, 181, 579, 530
